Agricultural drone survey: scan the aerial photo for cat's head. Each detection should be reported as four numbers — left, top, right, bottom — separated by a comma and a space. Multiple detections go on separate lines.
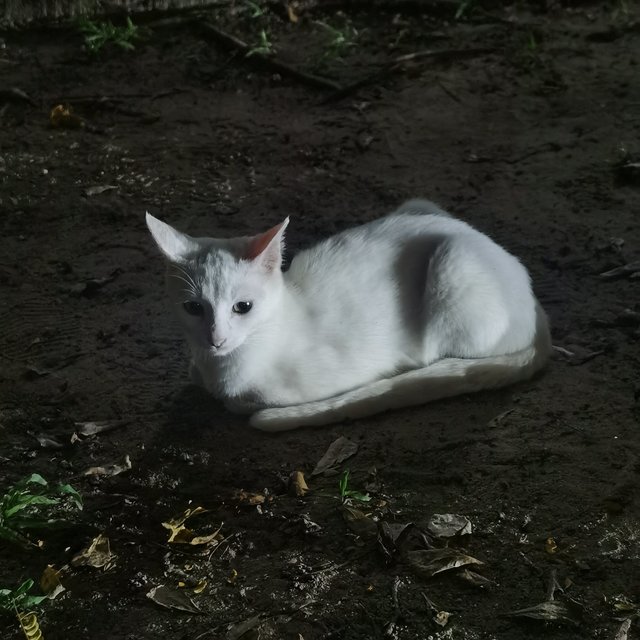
146, 212, 289, 357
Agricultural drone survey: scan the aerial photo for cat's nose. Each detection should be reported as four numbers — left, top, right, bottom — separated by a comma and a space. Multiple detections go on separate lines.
213, 338, 226, 350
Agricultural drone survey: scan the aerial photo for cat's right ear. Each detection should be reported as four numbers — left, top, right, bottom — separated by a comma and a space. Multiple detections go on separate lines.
146, 212, 198, 262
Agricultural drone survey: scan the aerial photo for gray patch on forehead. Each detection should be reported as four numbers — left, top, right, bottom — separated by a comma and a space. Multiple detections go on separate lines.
192, 248, 240, 301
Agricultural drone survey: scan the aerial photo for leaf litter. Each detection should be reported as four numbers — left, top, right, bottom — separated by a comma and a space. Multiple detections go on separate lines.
71, 533, 114, 568
312, 436, 359, 476
82, 454, 131, 477
407, 548, 483, 578
426, 513, 472, 538
161, 506, 223, 546
146, 585, 202, 614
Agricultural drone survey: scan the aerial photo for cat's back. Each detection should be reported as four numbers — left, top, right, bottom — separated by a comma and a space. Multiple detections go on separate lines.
286, 202, 468, 285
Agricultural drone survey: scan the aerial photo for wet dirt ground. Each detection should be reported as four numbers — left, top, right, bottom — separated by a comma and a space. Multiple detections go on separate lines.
1, 2, 639, 638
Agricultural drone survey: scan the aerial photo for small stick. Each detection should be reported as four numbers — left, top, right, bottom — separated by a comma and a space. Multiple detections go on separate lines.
546, 568, 562, 601
325, 47, 495, 102
198, 21, 341, 92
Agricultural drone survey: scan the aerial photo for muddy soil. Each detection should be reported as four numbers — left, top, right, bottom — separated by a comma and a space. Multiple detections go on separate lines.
1, 3, 639, 639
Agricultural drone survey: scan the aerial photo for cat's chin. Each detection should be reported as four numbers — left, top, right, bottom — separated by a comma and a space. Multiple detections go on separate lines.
210, 345, 237, 358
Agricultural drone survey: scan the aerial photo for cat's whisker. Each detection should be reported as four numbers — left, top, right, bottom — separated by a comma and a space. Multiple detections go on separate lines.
174, 264, 199, 291
169, 273, 199, 296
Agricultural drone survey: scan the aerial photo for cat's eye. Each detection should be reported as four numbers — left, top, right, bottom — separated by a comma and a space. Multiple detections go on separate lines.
233, 301, 253, 314
183, 301, 204, 316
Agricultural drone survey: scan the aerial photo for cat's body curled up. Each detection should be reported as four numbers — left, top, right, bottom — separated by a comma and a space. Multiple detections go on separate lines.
147, 200, 551, 431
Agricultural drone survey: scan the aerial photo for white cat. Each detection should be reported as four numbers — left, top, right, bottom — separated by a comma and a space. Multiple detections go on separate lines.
146, 199, 550, 431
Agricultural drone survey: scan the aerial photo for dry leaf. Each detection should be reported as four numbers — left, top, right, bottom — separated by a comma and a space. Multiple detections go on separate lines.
615, 619, 632, 640
427, 514, 472, 538
312, 436, 358, 476
599, 261, 640, 280
193, 579, 207, 594
288, 470, 309, 497
146, 585, 201, 614
227, 615, 262, 640
40, 564, 65, 599
161, 507, 222, 546
18, 611, 43, 640
545, 537, 558, 554
84, 185, 117, 197
74, 420, 127, 437
407, 548, 483, 578
287, 4, 299, 22
231, 489, 266, 505
227, 568, 238, 585
71, 533, 113, 568
342, 505, 377, 538
505, 600, 580, 625
435, 611, 452, 627
457, 568, 494, 588
50, 104, 84, 129
83, 454, 131, 477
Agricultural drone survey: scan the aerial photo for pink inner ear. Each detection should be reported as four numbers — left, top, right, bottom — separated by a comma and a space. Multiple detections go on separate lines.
245, 221, 286, 260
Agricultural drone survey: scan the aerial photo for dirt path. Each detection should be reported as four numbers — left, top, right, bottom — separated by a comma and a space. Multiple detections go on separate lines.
1, 3, 639, 639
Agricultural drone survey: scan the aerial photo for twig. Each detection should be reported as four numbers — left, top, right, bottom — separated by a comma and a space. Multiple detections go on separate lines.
546, 568, 562, 601
325, 47, 495, 102
198, 21, 341, 92
0, 87, 36, 106
519, 551, 543, 577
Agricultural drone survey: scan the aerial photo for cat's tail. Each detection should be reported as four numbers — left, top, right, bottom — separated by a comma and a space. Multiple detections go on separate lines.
249, 303, 551, 432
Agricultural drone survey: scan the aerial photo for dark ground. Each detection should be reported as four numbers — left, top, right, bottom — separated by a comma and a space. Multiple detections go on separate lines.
1, 2, 639, 639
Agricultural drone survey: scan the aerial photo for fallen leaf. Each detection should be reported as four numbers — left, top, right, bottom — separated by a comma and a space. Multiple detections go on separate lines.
84, 185, 117, 197
289, 470, 309, 497
74, 420, 127, 437
457, 568, 494, 588
435, 610, 452, 627
377, 521, 414, 560
193, 579, 207, 594
83, 454, 132, 477
615, 619, 632, 640
162, 507, 222, 546
227, 615, 262, 640
67, 268, 121, 297
545, 537, 558, 554
40, 565, 65, 599
50, 104, 84, 129
427, 514, 472, 538
18, 612, 43, 640
227, 568, 238, 585
505, 600, 580, 626
342, 505, 377, 538
146, 585, 201, 614
599, 261, 640, 280
407, 548, 483, 578
312, 436, 358, 476
34, 433, 64, 449
231, 489, 266, 505
287, 4, 299, 22
71, 533, 113, 568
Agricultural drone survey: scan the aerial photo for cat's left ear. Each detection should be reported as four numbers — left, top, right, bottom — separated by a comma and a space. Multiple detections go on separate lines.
244, 218, 289, 272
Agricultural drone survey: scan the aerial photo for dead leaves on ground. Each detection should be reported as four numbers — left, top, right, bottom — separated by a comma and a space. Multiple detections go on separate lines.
407, 548, 484, 579
71, 533, 114, 569
161, 506, 223, 546
311, 436, 358, 476
146, 584, 202, 614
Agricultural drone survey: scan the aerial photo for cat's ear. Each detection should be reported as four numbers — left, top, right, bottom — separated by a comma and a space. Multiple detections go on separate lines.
244, 217, 289, 272
146, 212, 198, 262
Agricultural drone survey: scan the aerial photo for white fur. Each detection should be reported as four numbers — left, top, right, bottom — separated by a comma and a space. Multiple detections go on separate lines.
146, 200, 551, 431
